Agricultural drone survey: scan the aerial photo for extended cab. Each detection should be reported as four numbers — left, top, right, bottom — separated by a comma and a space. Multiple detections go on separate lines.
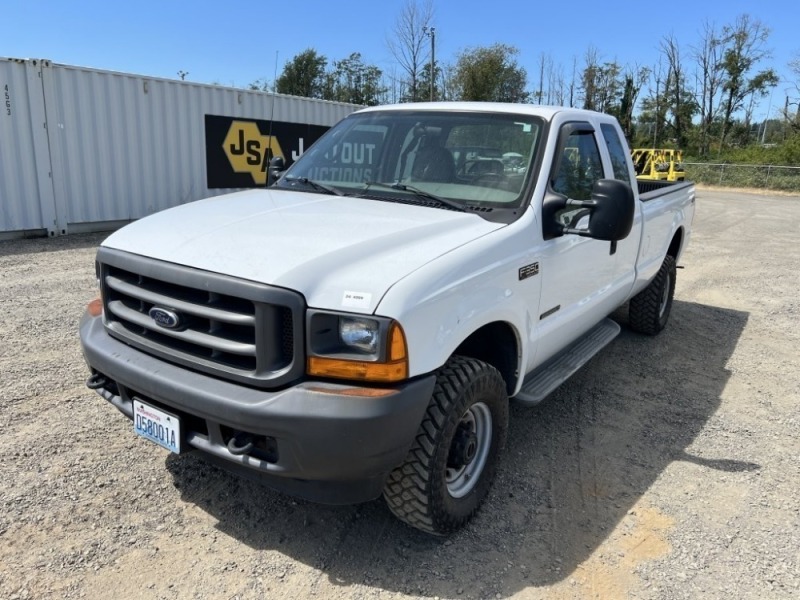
80, 103, 695, 534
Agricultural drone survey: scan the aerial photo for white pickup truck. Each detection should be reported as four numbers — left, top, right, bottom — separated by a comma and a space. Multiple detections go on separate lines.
80, 102, 695, 535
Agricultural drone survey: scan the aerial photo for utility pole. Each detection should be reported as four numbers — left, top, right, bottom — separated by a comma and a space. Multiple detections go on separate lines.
423, 26, 436, 101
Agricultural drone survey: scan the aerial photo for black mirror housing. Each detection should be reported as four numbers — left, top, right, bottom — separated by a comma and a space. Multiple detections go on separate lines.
267, 156, 285, 187
562, 179, 635, 242
586, 179, 635, 241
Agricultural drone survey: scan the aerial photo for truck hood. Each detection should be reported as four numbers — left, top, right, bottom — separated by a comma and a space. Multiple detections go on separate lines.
102, 189, 503, 313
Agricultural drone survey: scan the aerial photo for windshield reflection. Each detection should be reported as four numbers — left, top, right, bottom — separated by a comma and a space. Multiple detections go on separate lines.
278, 110, 542, 209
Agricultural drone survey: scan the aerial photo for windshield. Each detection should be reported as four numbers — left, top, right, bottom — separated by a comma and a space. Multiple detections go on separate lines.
277, 110, 543, 211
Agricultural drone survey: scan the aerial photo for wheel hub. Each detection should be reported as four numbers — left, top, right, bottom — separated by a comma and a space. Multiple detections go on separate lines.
448, 425, 478, 469
445, 402, 493, 499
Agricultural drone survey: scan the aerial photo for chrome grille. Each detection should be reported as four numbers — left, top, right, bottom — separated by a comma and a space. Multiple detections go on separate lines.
97, 247, 304, 388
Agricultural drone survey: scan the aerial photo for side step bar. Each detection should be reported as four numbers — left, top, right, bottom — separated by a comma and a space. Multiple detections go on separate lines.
513, 318, 621, 405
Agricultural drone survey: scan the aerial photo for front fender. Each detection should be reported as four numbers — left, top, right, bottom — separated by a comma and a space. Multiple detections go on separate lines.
376, 215, 539, 391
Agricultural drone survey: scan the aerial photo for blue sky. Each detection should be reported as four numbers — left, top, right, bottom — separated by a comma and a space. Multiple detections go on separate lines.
2, 0, 798, 118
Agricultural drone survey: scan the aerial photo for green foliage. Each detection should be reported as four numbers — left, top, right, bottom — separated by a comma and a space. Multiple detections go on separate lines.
684, 133, 800, 192
582, 61, 622, 112
688, 133, 800, 166
271, 49, 385, 106
323, 53, 386, 106
275, 49, 328, 98
452, 44, 529, 103
684, 161, 800, 192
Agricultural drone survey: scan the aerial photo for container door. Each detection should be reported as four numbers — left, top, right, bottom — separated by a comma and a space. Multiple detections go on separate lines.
0, 59, 59, 236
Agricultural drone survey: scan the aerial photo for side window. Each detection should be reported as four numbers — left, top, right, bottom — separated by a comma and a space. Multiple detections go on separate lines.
600, 123, 633, 184
551, 129, 604, 201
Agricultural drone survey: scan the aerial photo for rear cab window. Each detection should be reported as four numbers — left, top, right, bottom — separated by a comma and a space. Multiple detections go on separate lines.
600, 123, 634, 186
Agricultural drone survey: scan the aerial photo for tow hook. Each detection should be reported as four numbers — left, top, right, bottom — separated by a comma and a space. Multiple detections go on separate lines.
227, 432, 256, 456
86, 373, 108, 390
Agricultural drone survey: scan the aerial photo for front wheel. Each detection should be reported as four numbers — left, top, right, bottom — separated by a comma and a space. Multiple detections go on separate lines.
383, 356, 508, 535
629, 254, 676, 335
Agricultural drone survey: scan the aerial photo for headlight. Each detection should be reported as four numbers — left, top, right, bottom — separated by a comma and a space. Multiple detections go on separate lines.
340, 317, 380, 354
306, 311, 408, 383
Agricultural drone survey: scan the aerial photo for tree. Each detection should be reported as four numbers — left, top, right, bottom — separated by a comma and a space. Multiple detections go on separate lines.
579, 48, 624, 113
322, 53, 386, 106
615, 66, 650, 141
660, 34, 697, 149
635, 59, 668, 148
692, 21, 726, 156
386, 0, 434, 102
718, 15, 779, 149
452, 44, 529, 102
418, 61, 442, 102
247, 78, 271, 92
785, 52, 800, 132
275, 49, 328, 98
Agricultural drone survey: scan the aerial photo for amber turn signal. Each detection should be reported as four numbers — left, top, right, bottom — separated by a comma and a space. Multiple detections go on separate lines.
307, 321, 409, 383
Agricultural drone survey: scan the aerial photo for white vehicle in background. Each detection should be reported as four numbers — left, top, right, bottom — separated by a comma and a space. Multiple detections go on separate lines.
80, 103, 695, 535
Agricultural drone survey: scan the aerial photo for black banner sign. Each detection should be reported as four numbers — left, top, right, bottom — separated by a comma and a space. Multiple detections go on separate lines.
204, 114, 330, 188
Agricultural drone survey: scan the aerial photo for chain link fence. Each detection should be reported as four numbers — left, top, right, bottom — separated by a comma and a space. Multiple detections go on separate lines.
684, 163, 800, 193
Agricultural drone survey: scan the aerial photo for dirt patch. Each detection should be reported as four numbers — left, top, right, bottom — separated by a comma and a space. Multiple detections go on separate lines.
1, 189, 798, 599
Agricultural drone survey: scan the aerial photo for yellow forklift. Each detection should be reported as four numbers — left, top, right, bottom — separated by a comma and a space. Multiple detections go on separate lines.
631, 148, 685, 181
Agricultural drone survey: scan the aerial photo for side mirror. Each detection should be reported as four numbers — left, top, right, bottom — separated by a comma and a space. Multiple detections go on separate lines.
267, 156, 285, 186
562, 179, 634, 242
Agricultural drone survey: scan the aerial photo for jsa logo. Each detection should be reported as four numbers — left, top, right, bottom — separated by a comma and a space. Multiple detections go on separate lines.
223, 121, 284, 185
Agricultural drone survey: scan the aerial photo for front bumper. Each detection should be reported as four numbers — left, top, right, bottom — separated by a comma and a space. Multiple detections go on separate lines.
80, 313, 435, 504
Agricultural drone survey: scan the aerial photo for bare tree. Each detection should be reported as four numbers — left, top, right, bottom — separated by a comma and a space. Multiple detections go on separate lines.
617, 65, 650, 141
568, 56, 578, 108
386, 0, 434, 102
787, 53, 800, 129
692, 21, 725, 156
581, 46, 600, 110
660, 34, 695, 149
439, 62, 459, 101
547, 59, 566, 105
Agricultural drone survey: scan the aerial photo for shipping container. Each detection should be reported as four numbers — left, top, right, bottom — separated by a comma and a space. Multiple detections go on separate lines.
1, 58, 359, 238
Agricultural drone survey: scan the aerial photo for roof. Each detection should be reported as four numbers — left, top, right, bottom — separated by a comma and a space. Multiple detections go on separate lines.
355, 102, 609, 121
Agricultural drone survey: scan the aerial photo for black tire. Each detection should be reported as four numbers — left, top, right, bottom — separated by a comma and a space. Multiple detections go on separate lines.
383, 356, 508, 535
629, 254, 676, 335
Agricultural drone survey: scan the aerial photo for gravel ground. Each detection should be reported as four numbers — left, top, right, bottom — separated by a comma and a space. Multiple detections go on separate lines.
0, 188, 798, 599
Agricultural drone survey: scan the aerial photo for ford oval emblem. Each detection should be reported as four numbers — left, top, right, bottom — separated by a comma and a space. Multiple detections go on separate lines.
148, 306, 182, 329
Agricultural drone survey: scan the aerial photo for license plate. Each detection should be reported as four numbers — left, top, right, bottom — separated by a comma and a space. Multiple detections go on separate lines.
133, 399, 182, 453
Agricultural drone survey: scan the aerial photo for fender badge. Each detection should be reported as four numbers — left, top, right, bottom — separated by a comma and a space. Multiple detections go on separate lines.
519, 263, 539, 281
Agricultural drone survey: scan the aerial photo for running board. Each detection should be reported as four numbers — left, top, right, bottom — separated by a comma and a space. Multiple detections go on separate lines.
513, 318, 621, 405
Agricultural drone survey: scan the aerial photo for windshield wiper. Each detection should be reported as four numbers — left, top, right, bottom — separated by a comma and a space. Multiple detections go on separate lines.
282, 176, 345, 196
362, 181, 467, 212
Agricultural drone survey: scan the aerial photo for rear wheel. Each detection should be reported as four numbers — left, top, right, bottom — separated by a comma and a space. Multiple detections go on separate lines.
383, 356, 508, 535
629, 254, 676, 335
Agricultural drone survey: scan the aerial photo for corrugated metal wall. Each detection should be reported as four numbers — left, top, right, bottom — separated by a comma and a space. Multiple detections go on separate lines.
1, 59, 57, 234
1, 58, 358, 237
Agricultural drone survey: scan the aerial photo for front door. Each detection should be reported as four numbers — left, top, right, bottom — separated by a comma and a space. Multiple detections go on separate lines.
532, 121, 619, 367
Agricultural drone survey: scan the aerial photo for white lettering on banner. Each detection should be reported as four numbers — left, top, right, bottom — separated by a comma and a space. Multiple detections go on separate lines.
292, 138, 305, 161
309, 167, 372, 182
337, 143, 376, 165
